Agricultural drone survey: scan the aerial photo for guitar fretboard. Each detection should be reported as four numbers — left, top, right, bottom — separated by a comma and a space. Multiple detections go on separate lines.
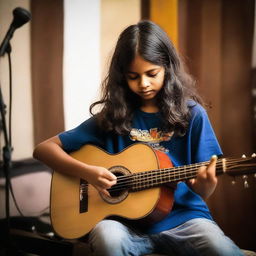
109, 159, 226, 193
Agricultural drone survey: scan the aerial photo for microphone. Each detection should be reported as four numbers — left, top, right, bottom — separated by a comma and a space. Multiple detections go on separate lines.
0, 7, 31, 56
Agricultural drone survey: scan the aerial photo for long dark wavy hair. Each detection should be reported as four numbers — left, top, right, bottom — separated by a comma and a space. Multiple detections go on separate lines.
90, 20, 202, 136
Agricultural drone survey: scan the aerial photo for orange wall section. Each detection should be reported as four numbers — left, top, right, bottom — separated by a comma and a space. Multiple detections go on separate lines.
150, 0, 178, 48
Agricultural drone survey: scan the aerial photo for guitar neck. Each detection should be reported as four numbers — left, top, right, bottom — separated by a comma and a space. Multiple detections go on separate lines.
130, 159, 226, 191
111, 159, 226, 193
109, 154, 256, 193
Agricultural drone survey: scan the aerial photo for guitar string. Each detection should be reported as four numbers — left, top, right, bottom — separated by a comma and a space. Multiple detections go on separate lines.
80, 158, 255, 192
84, 157, 248, 186
111, 157, 253, 183
80, 167, 199, 193
113, 158, 255, 188
108, 162, 220, 191
81, 157, 253, 187
80, 159, 255, 193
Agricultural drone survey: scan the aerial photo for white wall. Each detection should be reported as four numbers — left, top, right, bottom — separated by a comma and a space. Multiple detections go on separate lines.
63, 0, 141, 130
0, 0, 33, 160
63, 0, 101, 130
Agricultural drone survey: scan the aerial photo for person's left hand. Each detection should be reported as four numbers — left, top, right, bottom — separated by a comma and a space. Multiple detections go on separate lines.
187, 155, 218, 200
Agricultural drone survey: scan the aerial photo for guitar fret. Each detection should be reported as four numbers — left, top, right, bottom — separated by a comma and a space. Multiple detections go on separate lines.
142, 172, 147, 189
151, 171, 154, 188
138, 172, 142, 189
136, 173, 141, 190
134, 172, 144, 191
149, 171, 154, 188
181, 165, 186, 180
157, 170, 162, 184
166, 168, 170, 182
145, 172, 149, 188
143, 172, 147, 189
174, 167, 179, 181
152, 170, 157, 187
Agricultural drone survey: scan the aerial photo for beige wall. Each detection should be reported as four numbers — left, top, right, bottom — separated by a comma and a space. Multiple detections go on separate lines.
0, 0, 33, 160
100, 0, 141, 78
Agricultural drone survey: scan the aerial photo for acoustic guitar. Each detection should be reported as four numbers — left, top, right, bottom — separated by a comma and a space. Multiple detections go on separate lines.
50, 143, 256, 239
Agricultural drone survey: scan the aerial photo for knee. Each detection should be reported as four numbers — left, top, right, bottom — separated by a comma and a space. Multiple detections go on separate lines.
198, 233, 243, 256
90, 219, 128, 241
188, 219, 243, 255
89, 220, 129, 255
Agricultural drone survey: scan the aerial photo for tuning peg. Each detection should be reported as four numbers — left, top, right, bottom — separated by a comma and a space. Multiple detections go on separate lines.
242, 154, 246, 158
252, 153, 256, 157
243, 175, 249, 188
231, 179, 236, 185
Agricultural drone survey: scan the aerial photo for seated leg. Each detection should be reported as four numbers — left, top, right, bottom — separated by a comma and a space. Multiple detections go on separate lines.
152, 218, 243, 256
88, 219, 154, 256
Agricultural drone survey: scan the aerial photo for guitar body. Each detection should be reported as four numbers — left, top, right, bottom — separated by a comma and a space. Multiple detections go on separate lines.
50, 143, 174, 239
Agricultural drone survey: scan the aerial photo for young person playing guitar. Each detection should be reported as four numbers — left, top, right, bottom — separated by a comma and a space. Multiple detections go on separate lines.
33, 20, 243, 255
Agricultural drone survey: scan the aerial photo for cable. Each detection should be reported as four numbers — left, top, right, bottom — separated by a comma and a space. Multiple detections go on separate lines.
3, 51, 49, 219
7, 50, 12, 148
5, 51, 24, 217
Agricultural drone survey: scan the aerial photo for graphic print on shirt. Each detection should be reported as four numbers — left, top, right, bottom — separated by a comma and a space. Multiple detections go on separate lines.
129, 128, 173, 152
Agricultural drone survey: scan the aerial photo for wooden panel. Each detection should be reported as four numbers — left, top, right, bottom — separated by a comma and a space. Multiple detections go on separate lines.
150, 0, 178, 48
141, 0, 150, 19
147, 0, 256, 250
179, 0, 256, 251
178, 0, 202, 85
31, 0, 64, 145
200, 0, 222, 138
221, 0, 254, 156
210, 0, 256, 251
178, 0, 223, 139
252, 68, 256, 149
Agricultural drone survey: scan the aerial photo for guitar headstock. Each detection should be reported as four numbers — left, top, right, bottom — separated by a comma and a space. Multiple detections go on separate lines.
225, 153, 256, 176
223, 153, 256, 188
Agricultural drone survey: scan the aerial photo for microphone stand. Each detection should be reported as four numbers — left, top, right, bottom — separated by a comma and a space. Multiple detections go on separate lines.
0, 42, 13, 249
0, 8, 31, 254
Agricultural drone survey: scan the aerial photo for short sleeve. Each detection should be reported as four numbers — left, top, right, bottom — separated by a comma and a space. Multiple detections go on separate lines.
58, 117, 104, 153
189, 104, 223, 163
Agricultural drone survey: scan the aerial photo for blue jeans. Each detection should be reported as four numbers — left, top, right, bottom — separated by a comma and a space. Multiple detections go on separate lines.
88, 218, 243, 256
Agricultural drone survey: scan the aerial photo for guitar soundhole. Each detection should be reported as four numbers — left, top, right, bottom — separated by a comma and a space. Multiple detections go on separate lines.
100, 166, 131, 204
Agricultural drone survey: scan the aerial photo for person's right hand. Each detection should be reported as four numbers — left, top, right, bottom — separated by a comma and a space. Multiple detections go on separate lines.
85, 165, 117, 196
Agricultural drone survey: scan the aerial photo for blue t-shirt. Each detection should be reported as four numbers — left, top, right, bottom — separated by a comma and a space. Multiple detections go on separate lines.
59, 102, 222, 234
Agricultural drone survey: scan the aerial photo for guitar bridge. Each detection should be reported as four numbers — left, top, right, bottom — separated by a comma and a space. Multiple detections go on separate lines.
80, 179, 88, 213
